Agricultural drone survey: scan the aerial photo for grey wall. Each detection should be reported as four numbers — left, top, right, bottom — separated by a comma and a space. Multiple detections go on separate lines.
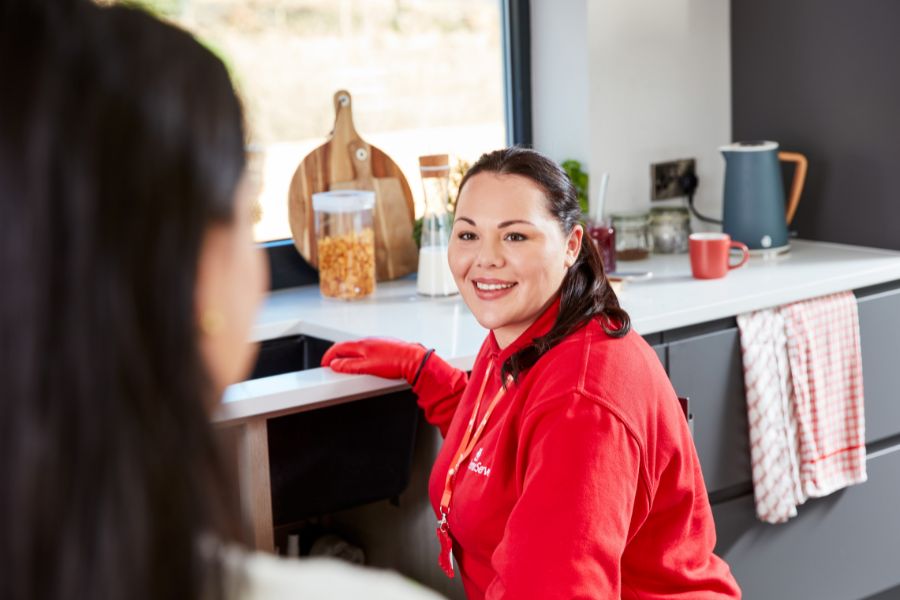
731, 0, 900, 250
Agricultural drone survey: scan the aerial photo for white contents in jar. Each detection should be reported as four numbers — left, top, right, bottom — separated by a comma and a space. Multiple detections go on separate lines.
416, 245, 458, 296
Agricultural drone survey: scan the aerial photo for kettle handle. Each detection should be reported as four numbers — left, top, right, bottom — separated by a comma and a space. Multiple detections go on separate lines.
778, 151, 808, 225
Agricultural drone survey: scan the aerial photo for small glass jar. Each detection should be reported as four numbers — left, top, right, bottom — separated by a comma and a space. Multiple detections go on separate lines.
611, 211, 651, 261
313, 190, 376, 300
650, 206, 691, 254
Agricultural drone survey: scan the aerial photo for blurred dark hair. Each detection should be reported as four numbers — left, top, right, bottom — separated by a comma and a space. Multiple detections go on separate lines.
457, 147, 631, 382
0, 2, 246, 599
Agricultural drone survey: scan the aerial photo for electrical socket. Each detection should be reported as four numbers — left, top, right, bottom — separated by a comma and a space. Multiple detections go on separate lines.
651, 158, 696, 201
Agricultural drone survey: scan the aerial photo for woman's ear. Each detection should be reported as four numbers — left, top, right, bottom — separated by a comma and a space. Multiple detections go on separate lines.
565, 224, 584, 268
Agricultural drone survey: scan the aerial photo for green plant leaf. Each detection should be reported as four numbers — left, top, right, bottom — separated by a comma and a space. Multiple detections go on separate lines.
561, 159, 590, 218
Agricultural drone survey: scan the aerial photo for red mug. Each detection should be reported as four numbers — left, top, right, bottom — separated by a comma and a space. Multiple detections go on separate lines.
689, 233, 750, 279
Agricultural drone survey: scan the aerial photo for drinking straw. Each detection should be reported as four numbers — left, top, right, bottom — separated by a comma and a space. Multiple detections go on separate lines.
591, 172, 609, 223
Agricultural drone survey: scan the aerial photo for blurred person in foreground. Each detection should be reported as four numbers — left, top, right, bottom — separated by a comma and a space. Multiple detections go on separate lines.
0, 2, 443, 599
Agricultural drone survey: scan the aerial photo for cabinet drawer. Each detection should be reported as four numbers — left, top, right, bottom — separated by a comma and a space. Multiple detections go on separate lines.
713, 445, 900, 600
667, 328, 751, 493
857, 288, 900, 443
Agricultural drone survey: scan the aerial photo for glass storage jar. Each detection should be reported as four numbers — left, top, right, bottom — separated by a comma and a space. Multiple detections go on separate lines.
611, 211, 651, 261
313, 190, 376, 300
417, 154, 458, 297
650, 206, 691, 254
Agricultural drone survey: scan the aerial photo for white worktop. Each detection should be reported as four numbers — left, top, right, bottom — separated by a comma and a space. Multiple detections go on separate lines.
216, 240, 900, 424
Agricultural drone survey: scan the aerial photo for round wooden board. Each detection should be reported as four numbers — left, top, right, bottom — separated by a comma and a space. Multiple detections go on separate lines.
288, 91, 416, 280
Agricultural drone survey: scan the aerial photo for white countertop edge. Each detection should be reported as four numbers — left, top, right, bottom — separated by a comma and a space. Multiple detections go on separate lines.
214, 353, 478, 424
215, 372, 408, 423
635, 263, 900, 335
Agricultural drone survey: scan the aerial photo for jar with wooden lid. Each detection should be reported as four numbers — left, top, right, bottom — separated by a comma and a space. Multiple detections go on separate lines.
417, 154, 458, 297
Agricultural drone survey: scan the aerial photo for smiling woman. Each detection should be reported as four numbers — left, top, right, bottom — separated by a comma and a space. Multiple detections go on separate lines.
322, 147, 741, 599
449, 173, 581, 348
448, 147, 627, 375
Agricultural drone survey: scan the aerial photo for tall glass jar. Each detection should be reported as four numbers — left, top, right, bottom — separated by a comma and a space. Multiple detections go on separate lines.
611, 211, 651, 261
312, 190, 376, 300
417, 154, 458, 296
650, 206, 691, 254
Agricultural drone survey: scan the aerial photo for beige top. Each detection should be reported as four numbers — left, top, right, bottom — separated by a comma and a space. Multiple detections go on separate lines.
222, 546, 445, 600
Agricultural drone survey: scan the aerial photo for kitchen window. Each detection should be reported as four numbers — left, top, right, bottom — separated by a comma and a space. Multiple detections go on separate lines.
99, 0, 531, 285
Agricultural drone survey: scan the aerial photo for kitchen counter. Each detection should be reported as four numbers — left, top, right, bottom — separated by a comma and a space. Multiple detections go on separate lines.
217, 240, 900, 424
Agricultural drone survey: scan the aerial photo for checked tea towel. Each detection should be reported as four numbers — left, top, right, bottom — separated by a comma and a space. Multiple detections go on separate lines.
737, 291, 866, 524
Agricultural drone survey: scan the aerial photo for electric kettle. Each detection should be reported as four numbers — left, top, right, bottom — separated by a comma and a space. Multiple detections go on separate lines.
720, 141, 808, 253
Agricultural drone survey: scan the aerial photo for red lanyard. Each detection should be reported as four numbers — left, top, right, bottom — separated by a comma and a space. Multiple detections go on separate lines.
436, 360, 510, 578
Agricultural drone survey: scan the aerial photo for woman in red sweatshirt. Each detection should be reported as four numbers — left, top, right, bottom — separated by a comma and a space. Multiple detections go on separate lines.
322, 147, 741, 599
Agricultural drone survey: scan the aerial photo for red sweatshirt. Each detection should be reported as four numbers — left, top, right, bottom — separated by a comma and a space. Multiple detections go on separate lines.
413, 299, 741, 599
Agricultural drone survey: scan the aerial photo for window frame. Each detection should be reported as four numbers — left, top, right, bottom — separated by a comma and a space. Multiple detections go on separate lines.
264, 0, 532, 290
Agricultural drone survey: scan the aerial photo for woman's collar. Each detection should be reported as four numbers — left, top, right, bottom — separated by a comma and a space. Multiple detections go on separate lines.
487, 295, 562, 364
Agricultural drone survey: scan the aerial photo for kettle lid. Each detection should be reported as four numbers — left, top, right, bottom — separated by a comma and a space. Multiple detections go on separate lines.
719, 140, 779, 152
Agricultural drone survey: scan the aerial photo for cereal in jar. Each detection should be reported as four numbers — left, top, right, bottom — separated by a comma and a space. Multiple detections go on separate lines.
312, 191, 377, 300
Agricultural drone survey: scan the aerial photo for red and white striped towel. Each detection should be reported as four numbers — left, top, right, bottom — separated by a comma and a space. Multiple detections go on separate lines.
737, 291, 866, 524
737, 308, 805, 523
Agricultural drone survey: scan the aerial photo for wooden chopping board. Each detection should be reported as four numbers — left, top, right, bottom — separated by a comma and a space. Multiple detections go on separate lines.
288, 90, 419, 281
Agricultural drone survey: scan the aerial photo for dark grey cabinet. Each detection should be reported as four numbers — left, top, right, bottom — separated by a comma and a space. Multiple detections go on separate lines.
713, 445, 900, 600
650, 343, 666, 369
647, 282, 900, 600
857, 288, 900, 444
667, 328, 751, 494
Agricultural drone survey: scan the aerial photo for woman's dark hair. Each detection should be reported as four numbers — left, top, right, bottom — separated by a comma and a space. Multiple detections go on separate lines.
0, 2, 246, 599
457, 146, 631, 382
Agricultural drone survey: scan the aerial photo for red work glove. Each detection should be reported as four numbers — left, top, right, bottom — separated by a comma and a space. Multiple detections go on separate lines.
321, 338, 433, 385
